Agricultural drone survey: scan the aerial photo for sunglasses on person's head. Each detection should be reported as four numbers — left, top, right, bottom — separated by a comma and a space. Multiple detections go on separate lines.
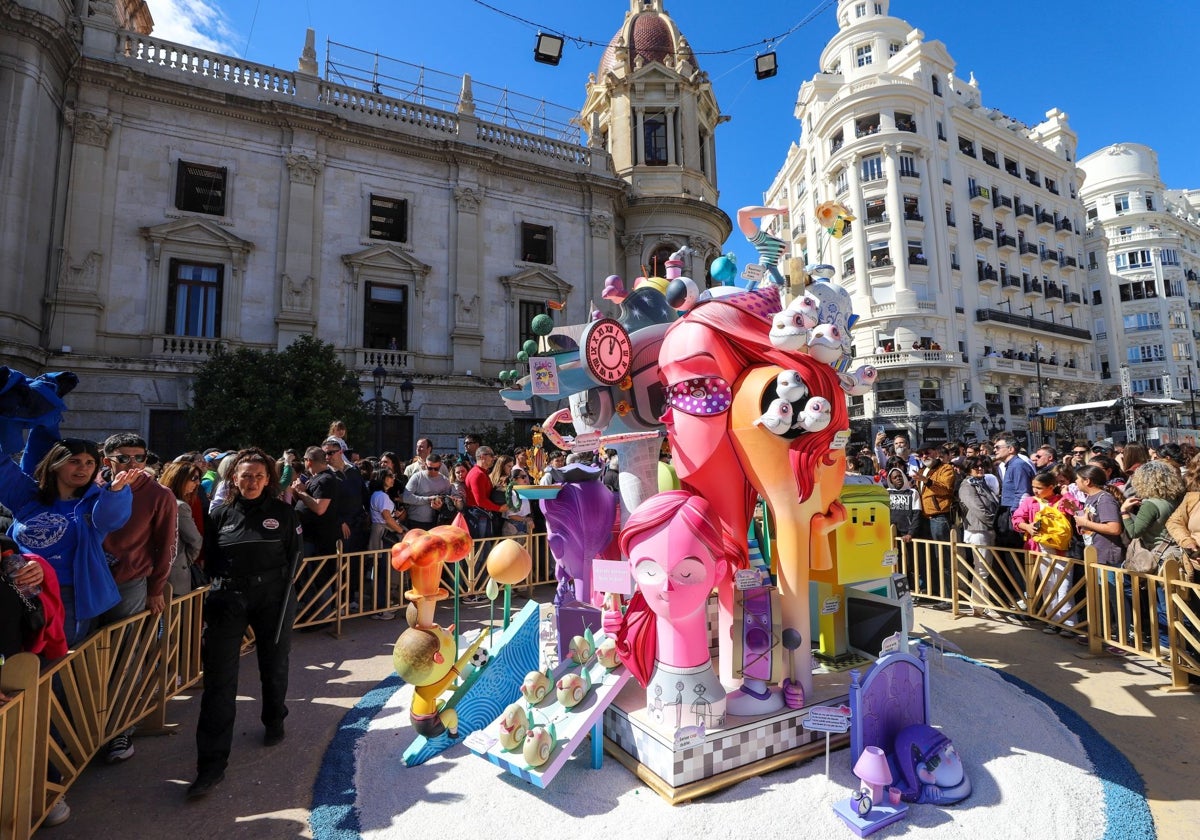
109, 453, 148, 465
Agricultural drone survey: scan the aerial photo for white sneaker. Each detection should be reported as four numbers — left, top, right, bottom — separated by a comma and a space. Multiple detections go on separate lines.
370, 610, 396, 621
105, 730, 135, 764
44, 798, 70, 827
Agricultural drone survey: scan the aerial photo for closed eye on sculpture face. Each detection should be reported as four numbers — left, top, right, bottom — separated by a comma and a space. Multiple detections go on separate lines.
669, 557, 707, 585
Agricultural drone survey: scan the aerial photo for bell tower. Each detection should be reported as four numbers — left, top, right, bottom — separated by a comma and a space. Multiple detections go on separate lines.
582, 0, 730, 282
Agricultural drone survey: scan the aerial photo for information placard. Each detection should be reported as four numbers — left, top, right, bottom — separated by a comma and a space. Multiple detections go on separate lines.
592, 559, 632, 596
802, 704, 853, 733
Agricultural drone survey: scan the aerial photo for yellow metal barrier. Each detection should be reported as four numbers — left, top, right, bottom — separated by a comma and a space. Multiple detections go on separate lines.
1163, 557, 1200, 691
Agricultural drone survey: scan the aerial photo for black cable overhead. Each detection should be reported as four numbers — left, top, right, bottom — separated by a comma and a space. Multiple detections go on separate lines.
468, 0, 838, 57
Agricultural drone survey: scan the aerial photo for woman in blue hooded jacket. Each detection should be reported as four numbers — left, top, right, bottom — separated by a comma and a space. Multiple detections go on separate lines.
0, 432, 134, 645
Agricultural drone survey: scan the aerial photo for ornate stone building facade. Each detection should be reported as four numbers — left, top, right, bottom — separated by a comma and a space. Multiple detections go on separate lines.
581, 0, 731, 283
1, 0, 727, 455
764, 0, 1100, 445
1079, 144, 1200, 428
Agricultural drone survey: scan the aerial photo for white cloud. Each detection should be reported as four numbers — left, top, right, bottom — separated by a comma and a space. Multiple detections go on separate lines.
143, 0, 239, 54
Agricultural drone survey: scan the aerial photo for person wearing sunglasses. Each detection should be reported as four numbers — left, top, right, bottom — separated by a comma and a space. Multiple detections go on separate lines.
1066, 443, 1090, 468
95, 432, 180, 764
402, 453, 453, 530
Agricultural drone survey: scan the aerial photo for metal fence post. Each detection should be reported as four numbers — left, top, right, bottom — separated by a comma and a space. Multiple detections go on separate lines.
1082, 546, 1104, 655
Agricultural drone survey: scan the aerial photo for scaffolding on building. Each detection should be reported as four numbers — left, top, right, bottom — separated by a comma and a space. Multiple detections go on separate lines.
324, 40, 583, 144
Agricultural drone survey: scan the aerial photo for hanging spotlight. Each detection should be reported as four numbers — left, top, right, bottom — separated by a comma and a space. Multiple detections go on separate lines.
533, 32, 564, 66
755, 52, 778, 80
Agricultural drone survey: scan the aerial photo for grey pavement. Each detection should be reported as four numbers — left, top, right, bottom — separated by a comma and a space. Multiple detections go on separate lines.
41, 594, 1198, 839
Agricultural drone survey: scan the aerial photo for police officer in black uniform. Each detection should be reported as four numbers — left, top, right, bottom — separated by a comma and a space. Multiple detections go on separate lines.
189, 447, 301, 800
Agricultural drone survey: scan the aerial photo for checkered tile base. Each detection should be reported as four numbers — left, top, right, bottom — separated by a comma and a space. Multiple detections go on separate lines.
603, 680, 849, 787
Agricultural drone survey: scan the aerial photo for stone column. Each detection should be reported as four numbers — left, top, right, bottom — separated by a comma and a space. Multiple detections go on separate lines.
55, 107, 115, 353
621, 233, 644, 287
634, 108, 645, 166
276, 148, 321, 346
915, 146, 940, 282
665, 107, 676, 166
589, 212, 614, 302
450, 184, 484, 373
845, 153, 870, 298
883, 144, 914, 308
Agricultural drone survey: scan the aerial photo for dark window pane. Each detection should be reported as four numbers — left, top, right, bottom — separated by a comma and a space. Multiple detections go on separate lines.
644, 113, 668, 165
175, 161, 226, 215
519, 300, 548, 347
521, 223, 554, 264
369, 194, 408, 242
364, 282, 408, 349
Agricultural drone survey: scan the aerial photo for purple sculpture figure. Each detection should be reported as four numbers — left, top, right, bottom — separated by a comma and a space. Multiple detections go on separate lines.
892, 724, 971, 805
542, 480, 617, 662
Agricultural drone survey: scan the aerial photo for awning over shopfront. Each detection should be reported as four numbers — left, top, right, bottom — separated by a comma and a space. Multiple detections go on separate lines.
1036, 397, 1183, 417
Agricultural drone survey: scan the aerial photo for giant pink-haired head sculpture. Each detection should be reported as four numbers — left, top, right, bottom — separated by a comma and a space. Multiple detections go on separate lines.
658, 288, 847, 571
614, 490, 724, 688
657, 284, 851, 698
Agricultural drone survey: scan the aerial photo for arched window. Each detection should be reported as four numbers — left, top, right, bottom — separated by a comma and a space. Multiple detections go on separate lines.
647, 243, 677, 278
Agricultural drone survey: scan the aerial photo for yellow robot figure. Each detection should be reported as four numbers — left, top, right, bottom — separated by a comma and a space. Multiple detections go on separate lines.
811, 482, 892, 663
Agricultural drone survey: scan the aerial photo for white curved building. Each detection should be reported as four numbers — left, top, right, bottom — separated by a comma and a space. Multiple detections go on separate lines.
1078, 143, 1200, 433
765, 0, 1098, 446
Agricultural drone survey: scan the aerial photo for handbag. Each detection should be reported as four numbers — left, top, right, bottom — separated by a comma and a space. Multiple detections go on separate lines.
189, 562, 211, 589
1032, 502, 1073, 552
5, 574, 46, 636
464, 506, 495, 540
489, 486, 507, 507
1123, 535, 1180, 573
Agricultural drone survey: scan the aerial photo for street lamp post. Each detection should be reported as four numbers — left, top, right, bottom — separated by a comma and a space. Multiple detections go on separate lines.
1190, 369, 1198, 431
1033, 341, 1045, 447
983, 414, 1007, 438
399, 376, 415, 414
372, 364, 387, 458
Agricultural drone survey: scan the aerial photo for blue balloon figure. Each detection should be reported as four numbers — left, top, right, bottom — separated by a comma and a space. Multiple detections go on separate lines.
710, 253, 737, 285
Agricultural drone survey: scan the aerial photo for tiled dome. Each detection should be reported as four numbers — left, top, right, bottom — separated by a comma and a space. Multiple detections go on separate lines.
597, 10, 696, 77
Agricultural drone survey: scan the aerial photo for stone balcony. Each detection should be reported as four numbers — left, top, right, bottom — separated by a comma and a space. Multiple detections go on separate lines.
975, 355, 1100, 383
113, 30, 599, 173
858, 349, 966, 370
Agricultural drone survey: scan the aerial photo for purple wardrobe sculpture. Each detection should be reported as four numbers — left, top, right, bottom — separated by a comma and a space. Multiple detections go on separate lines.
542, 480, 617, 662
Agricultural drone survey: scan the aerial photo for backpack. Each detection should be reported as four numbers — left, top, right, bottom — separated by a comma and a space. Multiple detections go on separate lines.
1032, 502, 1073, 552
957, 476, 999, 532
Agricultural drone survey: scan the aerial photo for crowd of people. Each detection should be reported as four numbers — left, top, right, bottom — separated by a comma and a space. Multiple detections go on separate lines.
8, 409, 1200, 818
855, 431, 1200, 652
0, 421, 629, 816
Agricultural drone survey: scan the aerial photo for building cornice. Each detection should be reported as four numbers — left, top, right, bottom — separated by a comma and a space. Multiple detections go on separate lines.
1, 0, 82, 80
74, 56, 628, 201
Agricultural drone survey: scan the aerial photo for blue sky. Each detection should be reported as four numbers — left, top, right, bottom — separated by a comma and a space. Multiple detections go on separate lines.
144, 0, 1200, 273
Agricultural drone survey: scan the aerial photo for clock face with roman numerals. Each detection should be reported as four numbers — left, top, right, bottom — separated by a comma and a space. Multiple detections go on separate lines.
582, 318, 632, 385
